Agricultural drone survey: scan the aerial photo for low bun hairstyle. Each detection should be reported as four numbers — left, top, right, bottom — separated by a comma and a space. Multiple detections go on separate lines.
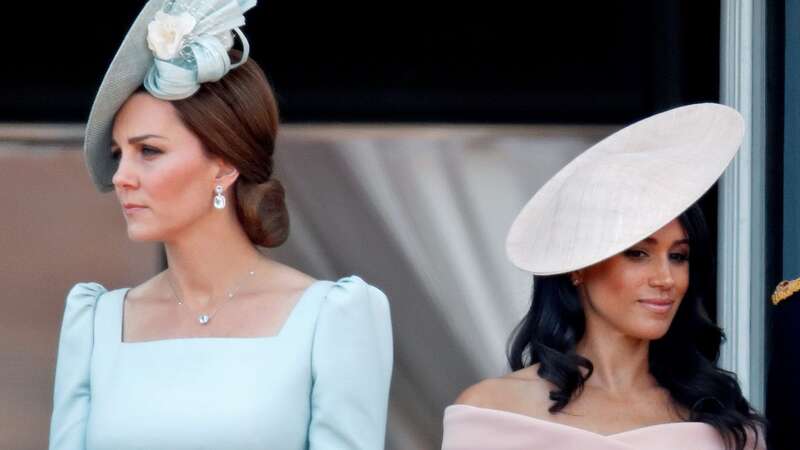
235, 179, 288, 248
168, 50, 288, 247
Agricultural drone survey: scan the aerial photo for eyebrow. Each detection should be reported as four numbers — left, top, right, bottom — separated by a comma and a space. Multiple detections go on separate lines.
110, 134, 167, 147
641, 237, 690, 246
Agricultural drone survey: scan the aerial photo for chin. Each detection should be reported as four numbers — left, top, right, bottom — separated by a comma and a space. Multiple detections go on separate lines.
125, 224, 165, 242
629, 321, 673, 341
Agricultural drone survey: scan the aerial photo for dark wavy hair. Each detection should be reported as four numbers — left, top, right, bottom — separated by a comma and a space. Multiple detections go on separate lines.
507, 203, 765, 450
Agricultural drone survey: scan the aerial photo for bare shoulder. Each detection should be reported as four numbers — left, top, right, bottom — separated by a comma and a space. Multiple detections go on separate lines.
454, 365, 555, 416
454, 378, 512, 408
257, 259, 316, 294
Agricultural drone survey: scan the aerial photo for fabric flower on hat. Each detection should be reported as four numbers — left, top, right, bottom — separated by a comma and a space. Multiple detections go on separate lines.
146, 11, 197, 60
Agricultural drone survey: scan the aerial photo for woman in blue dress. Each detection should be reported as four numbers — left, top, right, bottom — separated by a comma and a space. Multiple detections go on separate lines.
48, 1, 393, 449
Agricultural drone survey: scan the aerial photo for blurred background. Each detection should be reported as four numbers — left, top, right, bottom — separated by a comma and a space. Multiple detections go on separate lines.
1, 1, 793, 449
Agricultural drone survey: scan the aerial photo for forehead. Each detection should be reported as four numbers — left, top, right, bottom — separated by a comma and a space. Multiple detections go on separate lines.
112, 92, 182, 140
642, 219, 688, 244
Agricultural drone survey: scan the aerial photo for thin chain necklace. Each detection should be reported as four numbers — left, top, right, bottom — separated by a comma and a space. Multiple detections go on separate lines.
166, 267, 257, 325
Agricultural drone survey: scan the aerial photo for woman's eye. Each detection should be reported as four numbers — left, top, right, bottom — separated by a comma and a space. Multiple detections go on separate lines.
624, 249, 648, 259
111, 149, 121, 160
141, 146, 163, 157
670, 252, 690, 262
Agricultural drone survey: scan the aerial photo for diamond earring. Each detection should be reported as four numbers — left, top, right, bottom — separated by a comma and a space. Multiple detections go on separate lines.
213, 185, 226, 209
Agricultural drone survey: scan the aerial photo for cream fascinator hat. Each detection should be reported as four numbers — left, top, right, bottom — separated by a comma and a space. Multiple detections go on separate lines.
84, 0, 257, 192
506, 103, 745, 275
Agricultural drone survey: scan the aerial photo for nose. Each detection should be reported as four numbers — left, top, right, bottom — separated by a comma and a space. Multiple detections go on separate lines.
111, 154, 138, 190
649, 258, 675, 290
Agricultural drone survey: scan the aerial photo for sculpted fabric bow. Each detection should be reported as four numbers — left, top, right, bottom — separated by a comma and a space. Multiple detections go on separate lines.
143, 0, 257, 100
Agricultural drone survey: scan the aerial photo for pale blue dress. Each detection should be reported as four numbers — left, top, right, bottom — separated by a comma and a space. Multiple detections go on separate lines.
48, 276, 393, 450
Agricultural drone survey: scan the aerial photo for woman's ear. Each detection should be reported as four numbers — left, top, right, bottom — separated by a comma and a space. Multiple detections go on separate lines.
570, 270, 584, 286
213, 159, 240, 190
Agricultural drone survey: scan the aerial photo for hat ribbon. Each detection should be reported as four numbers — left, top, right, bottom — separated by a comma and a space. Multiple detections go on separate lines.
143, 0, 256, 100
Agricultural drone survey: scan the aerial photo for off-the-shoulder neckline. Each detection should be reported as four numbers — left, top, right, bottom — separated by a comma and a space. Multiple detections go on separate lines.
445, 404, 717, 439
115, 279, 328, 345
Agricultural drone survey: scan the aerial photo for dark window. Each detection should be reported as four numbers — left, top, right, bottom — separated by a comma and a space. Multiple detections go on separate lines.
1, 1, 719, 123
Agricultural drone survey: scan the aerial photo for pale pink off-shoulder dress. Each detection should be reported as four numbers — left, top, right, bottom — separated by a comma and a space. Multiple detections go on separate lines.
442, 404, 765, 450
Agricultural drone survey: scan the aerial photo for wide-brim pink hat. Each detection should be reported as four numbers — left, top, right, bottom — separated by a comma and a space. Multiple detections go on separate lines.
506, 103, 745, 275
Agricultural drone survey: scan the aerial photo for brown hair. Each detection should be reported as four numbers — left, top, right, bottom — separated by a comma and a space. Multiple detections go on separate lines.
170, 52, 288, 247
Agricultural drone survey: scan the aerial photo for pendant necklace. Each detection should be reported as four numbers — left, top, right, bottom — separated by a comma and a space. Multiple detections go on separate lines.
166, 268, 257, 325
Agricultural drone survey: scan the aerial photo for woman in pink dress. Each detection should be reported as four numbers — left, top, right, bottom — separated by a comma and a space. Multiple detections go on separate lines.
442, 104, 766, 450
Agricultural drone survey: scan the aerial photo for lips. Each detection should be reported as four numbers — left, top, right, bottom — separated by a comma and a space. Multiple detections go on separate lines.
637, 298, 674, 314
122, 203, 147, 215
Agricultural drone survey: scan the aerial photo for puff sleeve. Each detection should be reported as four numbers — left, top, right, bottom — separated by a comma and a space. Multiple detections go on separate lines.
48, 282, 106, 450
308, 276, 393, 450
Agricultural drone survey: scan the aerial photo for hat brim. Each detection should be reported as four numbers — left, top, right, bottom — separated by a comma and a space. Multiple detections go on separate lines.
84, 0, 165, 192
506, 103, 745, 275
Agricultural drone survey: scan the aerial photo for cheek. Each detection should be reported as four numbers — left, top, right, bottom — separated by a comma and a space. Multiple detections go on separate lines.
586, 263, 645, 305
143, 157, 214, 221
675, 265, 690, 300
583, 263, 659, 332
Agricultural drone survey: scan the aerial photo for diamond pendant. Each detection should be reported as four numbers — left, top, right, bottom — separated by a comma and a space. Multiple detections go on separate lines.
198, 314, 210, 325
213, 194, 226, 209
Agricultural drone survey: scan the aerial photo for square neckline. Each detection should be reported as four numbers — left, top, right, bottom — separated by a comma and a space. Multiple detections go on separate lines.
117, 279, 326, 345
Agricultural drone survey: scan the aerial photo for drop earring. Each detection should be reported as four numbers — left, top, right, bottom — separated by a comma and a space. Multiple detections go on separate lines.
213, 185, 226, 209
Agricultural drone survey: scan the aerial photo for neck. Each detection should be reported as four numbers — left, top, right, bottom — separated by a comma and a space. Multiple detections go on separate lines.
163, 208, 263, 307
576, 319, 655, 394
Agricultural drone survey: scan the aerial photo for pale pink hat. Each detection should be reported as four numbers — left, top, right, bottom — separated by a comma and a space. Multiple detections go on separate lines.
506, 103, 745, 275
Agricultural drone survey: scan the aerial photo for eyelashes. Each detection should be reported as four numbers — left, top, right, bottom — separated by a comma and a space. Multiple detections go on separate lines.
623, 249, 690, 262
670, 253, 690, 262
623, 249, 648, 259
110, 145, 164, 161
141, 145, 163, 156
